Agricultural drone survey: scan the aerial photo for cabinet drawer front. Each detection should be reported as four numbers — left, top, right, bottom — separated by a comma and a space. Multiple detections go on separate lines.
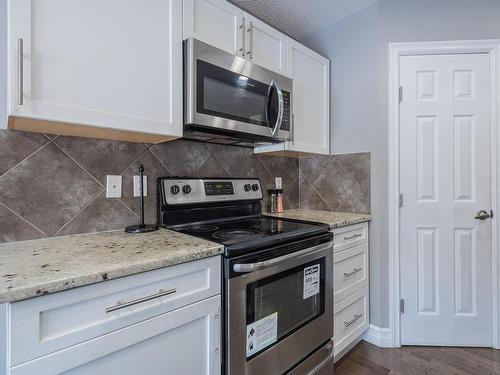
11, 295, 221, 375
10, 256, 221, 366
334, 286, 369, 356
334, 244, 369, 303
333, 223, 368, 252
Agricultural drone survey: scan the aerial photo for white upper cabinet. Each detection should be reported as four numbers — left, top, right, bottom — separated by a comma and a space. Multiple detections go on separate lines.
243, 14, 287, 76
183, 0, 288, 75
183, 0, 245, 57
255, 39, 330, 156
6, 0, 183, 143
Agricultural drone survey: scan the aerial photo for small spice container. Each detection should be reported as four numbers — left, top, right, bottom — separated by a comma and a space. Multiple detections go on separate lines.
276, 189, 284, 213
269, 189, 277, 213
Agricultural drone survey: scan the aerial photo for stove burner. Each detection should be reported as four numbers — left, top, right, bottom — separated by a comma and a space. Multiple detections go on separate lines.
186, 225, 219, 233
213, 229, 261, 240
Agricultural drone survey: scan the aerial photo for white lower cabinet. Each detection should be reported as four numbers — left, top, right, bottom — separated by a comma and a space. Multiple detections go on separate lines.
333, 222, 369, 360
4, 256, 222, 375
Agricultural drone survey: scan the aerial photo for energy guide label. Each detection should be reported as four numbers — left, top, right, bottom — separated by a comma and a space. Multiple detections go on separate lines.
246, 312, 278, 357
303, 264, 320, 299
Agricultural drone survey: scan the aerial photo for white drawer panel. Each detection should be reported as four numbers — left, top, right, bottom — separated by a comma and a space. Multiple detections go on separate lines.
334, 286, 369, 357
10, 256, 221, 366
333, 222, 368, 253
334, 243, 369, 303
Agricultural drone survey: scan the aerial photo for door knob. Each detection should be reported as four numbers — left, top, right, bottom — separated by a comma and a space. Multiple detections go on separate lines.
475, 210, 491, 220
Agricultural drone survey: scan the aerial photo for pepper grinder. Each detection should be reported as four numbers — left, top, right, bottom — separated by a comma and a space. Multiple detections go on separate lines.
125, 164, 159, 234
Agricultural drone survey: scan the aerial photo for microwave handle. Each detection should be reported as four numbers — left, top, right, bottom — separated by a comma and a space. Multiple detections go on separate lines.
266, 80, 284, 137
233, 240, 333, 273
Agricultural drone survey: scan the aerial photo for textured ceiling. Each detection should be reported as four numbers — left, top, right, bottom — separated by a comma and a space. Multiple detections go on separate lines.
231, 0, 376, 40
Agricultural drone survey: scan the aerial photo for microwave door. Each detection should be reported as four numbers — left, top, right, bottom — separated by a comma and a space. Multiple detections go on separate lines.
265, 80, 284, 137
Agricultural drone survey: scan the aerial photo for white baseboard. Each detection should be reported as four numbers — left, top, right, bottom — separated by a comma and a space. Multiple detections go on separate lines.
363, 325, 393, 347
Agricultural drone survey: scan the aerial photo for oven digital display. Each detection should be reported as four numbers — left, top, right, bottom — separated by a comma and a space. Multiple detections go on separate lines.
204, 181, 234, 196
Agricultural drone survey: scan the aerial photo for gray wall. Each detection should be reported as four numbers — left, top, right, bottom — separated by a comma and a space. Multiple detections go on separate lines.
0, 0, 6, 130
304, 0, 500, 328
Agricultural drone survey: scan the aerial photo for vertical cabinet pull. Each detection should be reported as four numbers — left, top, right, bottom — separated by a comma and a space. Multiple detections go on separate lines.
215, 307, 222, 364
17, 37, 24, 105
246, 21, 253, 59
240, 16, 245, 57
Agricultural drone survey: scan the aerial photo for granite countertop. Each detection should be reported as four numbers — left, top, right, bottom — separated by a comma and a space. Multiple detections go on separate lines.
0, 230, 224, 304
265, 209, 372, 229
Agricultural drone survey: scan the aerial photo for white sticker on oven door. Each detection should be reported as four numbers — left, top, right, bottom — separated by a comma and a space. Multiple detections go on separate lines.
303, 264, 320, 299
246, 312, 278, 357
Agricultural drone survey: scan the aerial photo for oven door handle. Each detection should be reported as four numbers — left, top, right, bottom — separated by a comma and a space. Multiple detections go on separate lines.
233, 240, 333, 273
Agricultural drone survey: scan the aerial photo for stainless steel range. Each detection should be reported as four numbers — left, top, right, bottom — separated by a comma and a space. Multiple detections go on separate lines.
158, 177, 334, 375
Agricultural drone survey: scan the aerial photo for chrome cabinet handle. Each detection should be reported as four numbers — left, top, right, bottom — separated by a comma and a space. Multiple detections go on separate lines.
17, 37, 23, 105
344, 268, 362, 277
291, 113, 295, 142
233, 241, 333, 273
215, 307, 222, 364
240, 17, 245, 57
475, 210, 491, 220
344, 314, 363, 328
344, 233, 362, 240
105, 288, 176, 313
246, 21, 253, 59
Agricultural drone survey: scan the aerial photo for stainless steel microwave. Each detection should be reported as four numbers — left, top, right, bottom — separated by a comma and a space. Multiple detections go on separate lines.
183, 38, 292, 146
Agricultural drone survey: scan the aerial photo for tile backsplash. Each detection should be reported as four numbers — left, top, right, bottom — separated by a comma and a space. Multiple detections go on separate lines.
0, 130, 370, 243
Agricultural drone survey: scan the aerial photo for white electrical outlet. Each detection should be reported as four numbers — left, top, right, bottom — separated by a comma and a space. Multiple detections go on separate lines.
275, 177, 283, 190
133, 175, 148, 197
106, 175, 122, 198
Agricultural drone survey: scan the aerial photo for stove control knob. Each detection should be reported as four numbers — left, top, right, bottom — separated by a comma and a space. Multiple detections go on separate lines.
252, 184, 259, 191
182, 184, 192, 194
170, 185, 180, 195
244, 184, 252, 192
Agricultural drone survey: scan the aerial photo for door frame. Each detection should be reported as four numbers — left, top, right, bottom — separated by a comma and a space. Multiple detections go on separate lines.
388, 40, 500, 348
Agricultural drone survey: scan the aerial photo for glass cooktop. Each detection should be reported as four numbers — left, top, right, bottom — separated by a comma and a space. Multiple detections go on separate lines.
174, 215, 329, 254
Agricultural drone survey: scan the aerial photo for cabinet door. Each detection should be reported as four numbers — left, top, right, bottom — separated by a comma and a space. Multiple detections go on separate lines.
184, 0, 244, 57
8, 0, 182, 138
11, 296, 222, 375
287, 39, 330, 154
244, 14, 287, 75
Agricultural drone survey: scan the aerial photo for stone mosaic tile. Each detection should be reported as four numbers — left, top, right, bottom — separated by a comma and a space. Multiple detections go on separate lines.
0, 130, 49, 175
0, 204, 46, 243
0, 142, 102, 235
54, 136, 147, 185
56, 192, 138, 236
150, 139, 210, 176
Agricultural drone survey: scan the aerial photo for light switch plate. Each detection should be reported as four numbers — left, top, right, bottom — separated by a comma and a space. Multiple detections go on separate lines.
133, 175, 148, 197
106, 175, 122, 198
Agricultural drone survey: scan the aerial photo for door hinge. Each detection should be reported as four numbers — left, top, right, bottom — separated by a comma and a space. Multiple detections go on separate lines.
399, 86, 403, 103
400, 299, 405, 314
399, 194, 404, 208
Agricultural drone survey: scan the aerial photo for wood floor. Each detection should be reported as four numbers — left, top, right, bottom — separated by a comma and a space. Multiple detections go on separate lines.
335, 341, 500, 375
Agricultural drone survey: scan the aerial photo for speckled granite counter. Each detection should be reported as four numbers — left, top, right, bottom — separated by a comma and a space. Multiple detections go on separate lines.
0, 230, 224, 303
265, 210, 371, 229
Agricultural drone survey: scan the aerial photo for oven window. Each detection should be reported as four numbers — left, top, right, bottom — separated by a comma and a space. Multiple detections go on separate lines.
245, 258, 325, 359
197, 60, 270, 127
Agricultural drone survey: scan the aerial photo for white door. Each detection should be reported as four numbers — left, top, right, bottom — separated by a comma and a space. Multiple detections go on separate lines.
11, 296, 222, 375
244, 14, 287, 75
400, 54, 492, 346
183, 0, 244, 57
8, 0, 183, 137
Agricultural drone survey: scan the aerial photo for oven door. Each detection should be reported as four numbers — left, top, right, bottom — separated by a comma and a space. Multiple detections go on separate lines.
184, 38, 292, 142
226, 239, 333, 375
